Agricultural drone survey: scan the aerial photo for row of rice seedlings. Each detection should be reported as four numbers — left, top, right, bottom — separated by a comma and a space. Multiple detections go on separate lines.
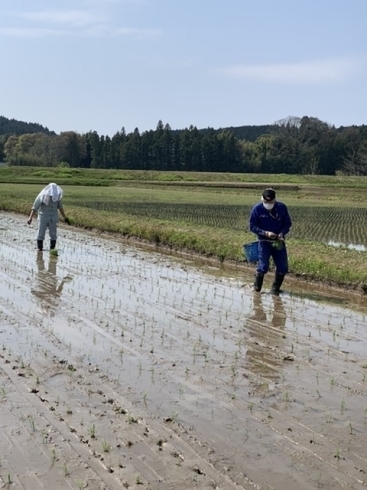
75, 199, 367, 244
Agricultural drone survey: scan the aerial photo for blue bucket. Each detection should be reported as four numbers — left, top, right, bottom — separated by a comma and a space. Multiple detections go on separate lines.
243, 241, 259, 263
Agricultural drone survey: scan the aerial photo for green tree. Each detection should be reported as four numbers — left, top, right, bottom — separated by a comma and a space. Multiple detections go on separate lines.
218, 130, 242, 172
57, 131, 87, 167
340, 127, 367, 175
87, 131, 103, 168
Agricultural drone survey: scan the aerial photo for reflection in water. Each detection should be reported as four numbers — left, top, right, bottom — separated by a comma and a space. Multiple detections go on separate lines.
31, 252, 72, 315
328, 240, 366, 252
244, 293, 287, 381
288, 289, 347, 306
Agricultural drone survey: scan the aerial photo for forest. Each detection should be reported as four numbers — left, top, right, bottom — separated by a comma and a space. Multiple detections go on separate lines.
1, 115, 366, 175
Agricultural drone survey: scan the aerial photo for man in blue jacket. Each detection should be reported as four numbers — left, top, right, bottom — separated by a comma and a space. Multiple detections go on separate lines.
249, 188, 292, 293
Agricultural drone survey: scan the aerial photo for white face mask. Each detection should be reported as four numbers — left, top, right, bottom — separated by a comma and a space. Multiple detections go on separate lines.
263, 202, 274, 210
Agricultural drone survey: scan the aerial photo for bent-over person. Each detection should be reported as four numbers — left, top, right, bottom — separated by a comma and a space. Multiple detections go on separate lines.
27, 183, 68, 251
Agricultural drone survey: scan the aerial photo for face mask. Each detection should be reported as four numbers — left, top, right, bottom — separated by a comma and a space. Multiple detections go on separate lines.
263, 202, 274, 210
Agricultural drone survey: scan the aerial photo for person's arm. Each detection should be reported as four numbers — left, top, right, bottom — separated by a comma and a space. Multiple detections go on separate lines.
58, 201, 69, 223
249, 206, 263, 236
59, 207, 66, 220
279, 204, 292, 238
27, 197, 40, 225
27, 209, 36, 225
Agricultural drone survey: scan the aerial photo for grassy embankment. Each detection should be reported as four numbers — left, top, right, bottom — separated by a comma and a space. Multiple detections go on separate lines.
1, 166, 367, 292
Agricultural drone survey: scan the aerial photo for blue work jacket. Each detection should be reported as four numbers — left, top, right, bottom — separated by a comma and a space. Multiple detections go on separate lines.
249, 201, 292, 240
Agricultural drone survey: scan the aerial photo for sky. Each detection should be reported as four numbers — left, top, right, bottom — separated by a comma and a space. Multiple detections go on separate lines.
0, 0, 366, 136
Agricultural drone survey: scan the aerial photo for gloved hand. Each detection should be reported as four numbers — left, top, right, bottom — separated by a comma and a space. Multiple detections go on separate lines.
265, 231, 277, 239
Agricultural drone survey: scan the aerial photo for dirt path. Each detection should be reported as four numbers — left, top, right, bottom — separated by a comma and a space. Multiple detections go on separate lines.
1, 212, 367, 490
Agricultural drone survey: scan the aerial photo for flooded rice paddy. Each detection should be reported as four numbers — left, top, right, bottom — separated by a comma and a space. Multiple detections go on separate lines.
1, 212, 367, 489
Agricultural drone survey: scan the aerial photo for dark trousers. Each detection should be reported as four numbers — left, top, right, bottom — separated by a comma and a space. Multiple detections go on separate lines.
257, 240, 288, 275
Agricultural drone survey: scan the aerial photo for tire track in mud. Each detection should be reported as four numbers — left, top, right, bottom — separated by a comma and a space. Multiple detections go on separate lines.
1, 212, 367, 489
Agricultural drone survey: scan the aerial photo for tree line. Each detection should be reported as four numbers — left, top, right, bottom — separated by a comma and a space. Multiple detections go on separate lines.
1, 116, 367, 175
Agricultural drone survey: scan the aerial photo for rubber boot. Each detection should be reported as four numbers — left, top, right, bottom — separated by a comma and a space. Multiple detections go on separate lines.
50, 240, 57, 250
254, 273, 264, 292
271, 273, 284, 294
37, 240, 43, 251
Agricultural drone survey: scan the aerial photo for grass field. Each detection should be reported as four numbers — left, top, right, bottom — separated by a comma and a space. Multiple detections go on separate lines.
1, 166, 367, 291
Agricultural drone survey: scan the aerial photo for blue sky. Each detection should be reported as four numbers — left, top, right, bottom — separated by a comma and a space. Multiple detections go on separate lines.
1, 0, 366, 136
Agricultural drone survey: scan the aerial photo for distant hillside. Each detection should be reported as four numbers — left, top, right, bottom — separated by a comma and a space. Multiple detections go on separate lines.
173, 124, 277, 142
0, 115, 55, 136
199, 124, 277, 141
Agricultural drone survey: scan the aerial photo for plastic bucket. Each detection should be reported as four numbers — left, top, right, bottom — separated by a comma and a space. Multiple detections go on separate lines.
243, 241, 259, 263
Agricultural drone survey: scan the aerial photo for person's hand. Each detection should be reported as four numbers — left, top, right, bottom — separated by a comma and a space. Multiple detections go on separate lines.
278, 233, 284, 241
27, 218, 32, 225
266, 231, 277, 239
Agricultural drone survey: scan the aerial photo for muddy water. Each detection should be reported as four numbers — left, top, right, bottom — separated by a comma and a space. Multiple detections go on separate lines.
1, 212, 367, 490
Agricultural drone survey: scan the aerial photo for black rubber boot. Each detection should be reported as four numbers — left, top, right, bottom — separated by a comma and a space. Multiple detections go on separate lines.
254, 273, 264, 292
50, 240, 57, 250
271, 273, 284, 294
37, 240, 43, 251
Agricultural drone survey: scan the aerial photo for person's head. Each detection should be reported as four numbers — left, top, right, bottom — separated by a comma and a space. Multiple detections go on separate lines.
39, 183, 63, 204
261, 188, 276, 210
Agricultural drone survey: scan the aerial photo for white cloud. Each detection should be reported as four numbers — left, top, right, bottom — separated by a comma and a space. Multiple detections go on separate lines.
19, 10, 104, 27
0, 7, 159, 39
114, 27, 160, 39
82, 0, 145, 4
223, 57, 364, 84
0, 27, 70, 37
0, 24, 159, 39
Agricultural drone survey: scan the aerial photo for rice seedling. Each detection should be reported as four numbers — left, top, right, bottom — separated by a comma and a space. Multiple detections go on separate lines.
334, 448, 341, 459
28, 415, 36, 433
88, 424, 96, 439
51, 448, 57, 463
340, 399, 346, 414
102, 439, 111, 453
135, 475, 143, 485
143, 392, 148, 406
63, 463, 70, 477
41, 430, 49, 444
171, 411, 179, 422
